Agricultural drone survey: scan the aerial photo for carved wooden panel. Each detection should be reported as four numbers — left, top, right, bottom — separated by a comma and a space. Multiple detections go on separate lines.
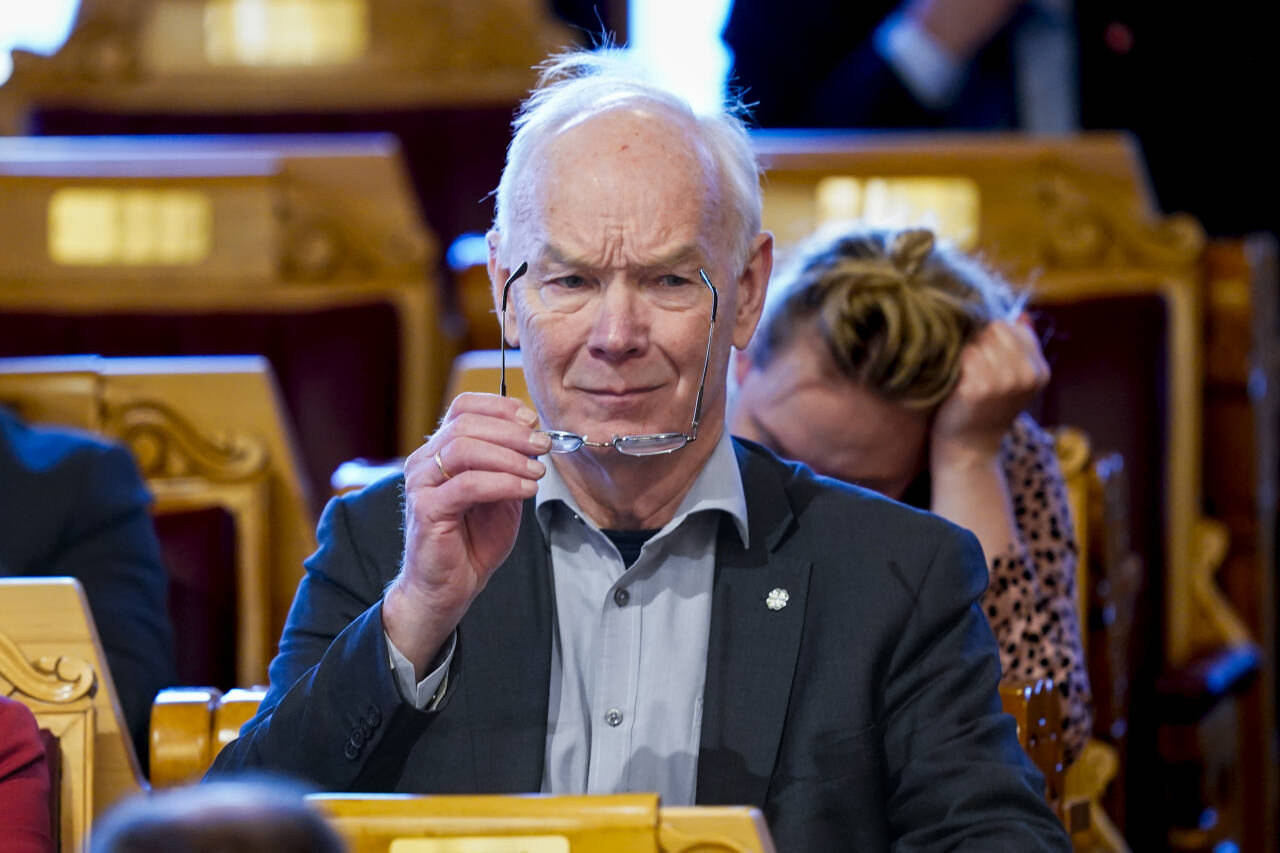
0, 355, 312, 685
0, 0, 575, 120
0, 579, 136, 843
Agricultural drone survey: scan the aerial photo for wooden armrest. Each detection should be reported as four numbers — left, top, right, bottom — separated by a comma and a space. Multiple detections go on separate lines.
150, 686, 266, 788
999, 679, 1065, 818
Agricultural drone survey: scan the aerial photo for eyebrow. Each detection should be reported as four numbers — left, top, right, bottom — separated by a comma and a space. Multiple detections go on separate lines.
539, 243, 707, 272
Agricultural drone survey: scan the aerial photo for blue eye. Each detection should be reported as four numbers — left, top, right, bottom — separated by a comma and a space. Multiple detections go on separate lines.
659, 274, 690, 287
554, 275, 587, 289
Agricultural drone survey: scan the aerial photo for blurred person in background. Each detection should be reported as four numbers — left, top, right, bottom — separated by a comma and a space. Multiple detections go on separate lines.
0, 695, 55, 853
731, 224, 1092, 761
90, 778, 345, 853
1, 407, 176, 765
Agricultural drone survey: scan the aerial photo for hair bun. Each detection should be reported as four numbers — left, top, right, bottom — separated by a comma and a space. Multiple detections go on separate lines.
888, 228, 935, 278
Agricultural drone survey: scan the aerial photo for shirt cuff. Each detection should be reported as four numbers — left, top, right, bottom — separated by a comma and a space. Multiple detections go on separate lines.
386, 630, 456, 711
874, 11, 966, 110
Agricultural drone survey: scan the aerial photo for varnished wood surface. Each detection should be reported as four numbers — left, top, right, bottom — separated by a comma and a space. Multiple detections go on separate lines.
0, 578, 144, 844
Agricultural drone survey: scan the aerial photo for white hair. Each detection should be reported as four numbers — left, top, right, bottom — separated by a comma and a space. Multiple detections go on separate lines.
493, 47, 762, 271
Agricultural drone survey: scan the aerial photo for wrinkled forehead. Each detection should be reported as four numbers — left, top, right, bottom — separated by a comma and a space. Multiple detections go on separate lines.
513, 102, 722, 234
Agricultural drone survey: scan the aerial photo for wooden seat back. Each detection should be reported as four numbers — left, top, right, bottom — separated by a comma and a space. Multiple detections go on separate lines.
0, 134, 450, 516
313, 793, 775, 853
0, 578, 144, 849
444, 348, 533, 408
0, 1, 574, 121
0, 355, 314, 688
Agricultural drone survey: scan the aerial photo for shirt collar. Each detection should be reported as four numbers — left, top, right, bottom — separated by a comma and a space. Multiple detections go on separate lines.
535, 428, 749, 549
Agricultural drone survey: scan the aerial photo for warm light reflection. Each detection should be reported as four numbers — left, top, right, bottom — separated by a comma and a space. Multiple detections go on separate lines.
204, 0, 368, 66
814, 176, 863, 224
49, 188, 213, 266
814, 176, 981, 250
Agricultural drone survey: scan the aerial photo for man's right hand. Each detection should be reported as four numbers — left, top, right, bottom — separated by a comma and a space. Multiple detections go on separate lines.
383, 393, 551, 678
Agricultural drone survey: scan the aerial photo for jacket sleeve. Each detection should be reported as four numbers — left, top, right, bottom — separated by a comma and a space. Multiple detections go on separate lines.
882, 525, 1071, 852
723, 0, 948, 129
208, 490, 431, 789
988, 415, 1093, 763
49, 443, 175, 761
0, 698, 55, 853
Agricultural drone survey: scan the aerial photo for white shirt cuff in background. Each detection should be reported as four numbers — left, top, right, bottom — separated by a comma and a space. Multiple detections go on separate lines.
874, 11, 966, 110
386, 630, 455, 711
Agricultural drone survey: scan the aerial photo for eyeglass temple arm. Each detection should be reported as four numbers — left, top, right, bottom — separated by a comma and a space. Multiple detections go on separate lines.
499, 261, 529, 398
690, 268, 720, 434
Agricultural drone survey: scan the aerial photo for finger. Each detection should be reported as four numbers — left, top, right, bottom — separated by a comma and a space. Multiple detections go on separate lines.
439, 392, 539, 429
412, 411, 551, 468
413, 471, 539, 519
999, 320, 1050, 381
955, 331, 1004, 395
406, 436, 547, 491
980, 322, 1045, 386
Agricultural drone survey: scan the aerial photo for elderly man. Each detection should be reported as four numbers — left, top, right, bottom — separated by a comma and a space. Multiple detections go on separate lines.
212, 50, 1069, 851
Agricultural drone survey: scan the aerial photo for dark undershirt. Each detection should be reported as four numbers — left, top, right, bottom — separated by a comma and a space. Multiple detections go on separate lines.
601, 528, 660, 570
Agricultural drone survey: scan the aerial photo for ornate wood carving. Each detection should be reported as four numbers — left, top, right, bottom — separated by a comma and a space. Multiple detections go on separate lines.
103, 400, 268, 482
0, 0, 576, 119
1054, 426, 1091, 480
1064, 740, 1130, 852
0, 633, 96, 704
1038, 169, 1206, 270
1189, 517, 1254, 654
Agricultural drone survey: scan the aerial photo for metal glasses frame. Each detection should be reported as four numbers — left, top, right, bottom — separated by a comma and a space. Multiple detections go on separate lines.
499, 261, 720, 455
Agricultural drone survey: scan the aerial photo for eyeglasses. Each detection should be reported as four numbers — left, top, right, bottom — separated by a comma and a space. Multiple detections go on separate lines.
500, 261, 719, 456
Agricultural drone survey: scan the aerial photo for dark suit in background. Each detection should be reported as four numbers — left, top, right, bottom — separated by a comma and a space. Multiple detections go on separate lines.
723, 0, 1020, 129
212, 439, 1067, 851
0, 408, 176, 762
724, 0, 1278, 237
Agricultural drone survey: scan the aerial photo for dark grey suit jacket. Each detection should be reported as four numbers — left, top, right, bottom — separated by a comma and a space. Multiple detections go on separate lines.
212, 438, 1068, 851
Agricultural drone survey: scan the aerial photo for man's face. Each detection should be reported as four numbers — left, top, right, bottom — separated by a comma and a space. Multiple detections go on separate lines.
731, 335, 931, 499
490, 104, 766, 457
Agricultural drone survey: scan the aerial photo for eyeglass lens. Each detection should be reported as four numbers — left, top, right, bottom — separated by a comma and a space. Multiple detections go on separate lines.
501, 262, 715, 457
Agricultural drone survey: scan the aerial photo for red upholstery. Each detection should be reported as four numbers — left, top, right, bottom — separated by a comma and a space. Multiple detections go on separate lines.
1030, 292, 1169, 849
154, 508, 239, 690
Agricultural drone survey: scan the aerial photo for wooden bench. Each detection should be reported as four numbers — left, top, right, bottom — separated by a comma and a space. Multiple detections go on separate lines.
0, 578, 148, 850
0, 355, 314, 688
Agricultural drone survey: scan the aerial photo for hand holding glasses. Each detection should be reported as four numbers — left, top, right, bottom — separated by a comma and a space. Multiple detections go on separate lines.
500, 261, 719, 456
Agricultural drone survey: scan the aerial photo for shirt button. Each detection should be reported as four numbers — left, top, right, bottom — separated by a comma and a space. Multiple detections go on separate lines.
613, 587, 630, 607
604, 708, 624, 727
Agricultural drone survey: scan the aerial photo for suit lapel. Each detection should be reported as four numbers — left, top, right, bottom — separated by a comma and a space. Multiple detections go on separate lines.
456, 500, 553, 792
697, 442, 811, 807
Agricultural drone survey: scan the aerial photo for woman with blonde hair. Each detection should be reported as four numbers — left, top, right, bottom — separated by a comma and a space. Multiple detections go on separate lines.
731, 224, 1091, 761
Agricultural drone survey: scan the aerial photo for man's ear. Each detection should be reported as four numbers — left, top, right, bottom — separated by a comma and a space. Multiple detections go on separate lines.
731, 232, 774, 351
487, 229, 520, 348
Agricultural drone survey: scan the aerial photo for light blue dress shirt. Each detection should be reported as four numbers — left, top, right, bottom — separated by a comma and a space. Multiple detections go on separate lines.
388, 430, 748, 806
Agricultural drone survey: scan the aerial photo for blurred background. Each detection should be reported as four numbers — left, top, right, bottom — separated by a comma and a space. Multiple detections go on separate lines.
0, 2, 1275, 851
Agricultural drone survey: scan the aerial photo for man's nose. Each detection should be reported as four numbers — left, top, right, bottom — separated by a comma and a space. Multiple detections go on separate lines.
586, 284, 649, 362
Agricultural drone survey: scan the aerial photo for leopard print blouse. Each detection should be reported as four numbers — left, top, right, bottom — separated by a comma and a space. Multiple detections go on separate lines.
987, 414, 1093, 763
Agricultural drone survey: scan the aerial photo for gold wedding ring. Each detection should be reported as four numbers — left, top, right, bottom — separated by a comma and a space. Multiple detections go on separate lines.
434, 451, 453, 482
